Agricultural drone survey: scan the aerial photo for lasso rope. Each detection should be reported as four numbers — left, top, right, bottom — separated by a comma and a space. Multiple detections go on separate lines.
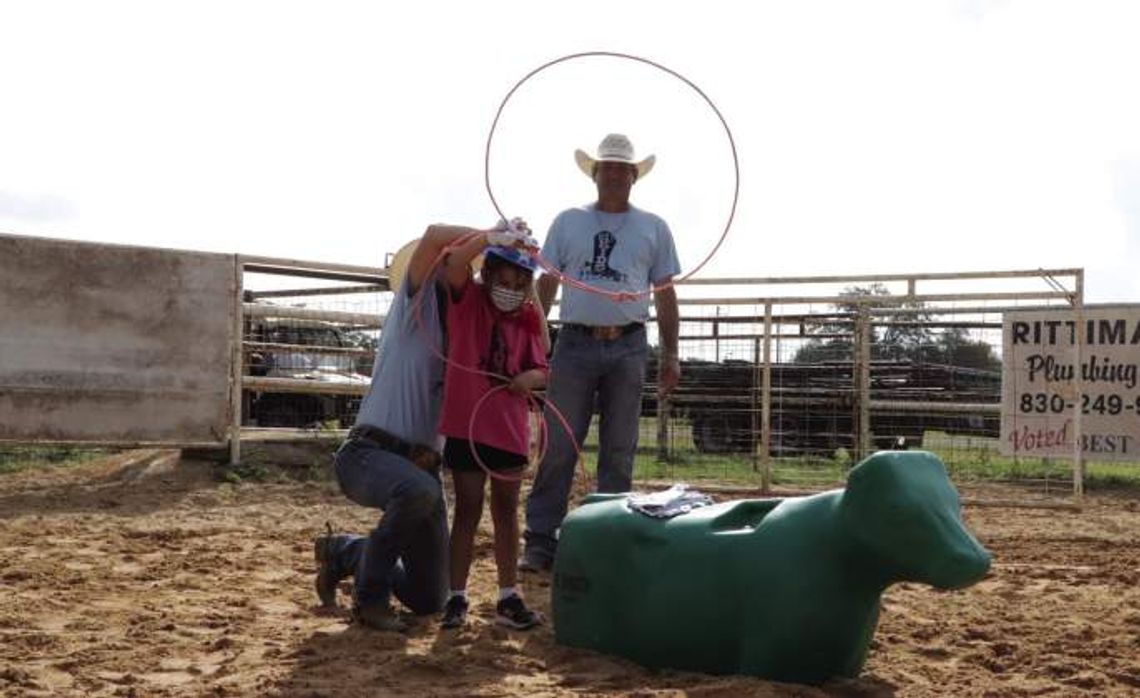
484, 50, 740, 299
409, 231, 582, 484
409, 51, 740, 483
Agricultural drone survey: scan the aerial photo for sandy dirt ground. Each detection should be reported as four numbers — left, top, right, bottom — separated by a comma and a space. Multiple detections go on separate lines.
1, 450, 1139, 697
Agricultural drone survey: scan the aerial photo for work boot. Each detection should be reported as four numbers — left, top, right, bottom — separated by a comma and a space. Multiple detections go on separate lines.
352, 603, 407, 632
518, 547, 554, 573
313, 530, 353, 607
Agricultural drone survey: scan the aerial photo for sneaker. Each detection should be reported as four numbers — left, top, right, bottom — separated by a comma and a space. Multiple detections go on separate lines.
352, 603, 407, 632
495, 595, 543, 630
518, 548, 553, 573
440, 595, 469, 629
313, 530, 351, 608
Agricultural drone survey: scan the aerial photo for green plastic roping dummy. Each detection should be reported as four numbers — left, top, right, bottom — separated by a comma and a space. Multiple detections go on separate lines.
552, 451, 991, 685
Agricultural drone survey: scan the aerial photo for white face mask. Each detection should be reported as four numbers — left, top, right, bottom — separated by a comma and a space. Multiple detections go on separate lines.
490, 285, 526, 312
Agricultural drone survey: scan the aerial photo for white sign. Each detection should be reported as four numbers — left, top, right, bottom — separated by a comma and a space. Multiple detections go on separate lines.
1001, 306, 1140, 461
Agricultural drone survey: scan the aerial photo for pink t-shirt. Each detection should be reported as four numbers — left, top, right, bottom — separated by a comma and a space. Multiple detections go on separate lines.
438, 280, 549, 456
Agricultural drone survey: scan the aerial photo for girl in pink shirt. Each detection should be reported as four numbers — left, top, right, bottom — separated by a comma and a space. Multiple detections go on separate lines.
437, 237, 549, 630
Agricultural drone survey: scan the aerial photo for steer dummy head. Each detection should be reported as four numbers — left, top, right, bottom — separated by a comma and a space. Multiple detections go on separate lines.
840, 451, 991, 590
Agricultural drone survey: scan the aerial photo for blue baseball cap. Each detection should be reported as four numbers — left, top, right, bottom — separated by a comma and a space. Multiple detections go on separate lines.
484, 245, 537, 273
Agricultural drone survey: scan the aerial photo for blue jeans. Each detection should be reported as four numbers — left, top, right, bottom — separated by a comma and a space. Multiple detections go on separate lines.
524, 325, 648, 561
330, 437, 448, 614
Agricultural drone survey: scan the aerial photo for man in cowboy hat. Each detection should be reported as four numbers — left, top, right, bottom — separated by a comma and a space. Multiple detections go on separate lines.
314, 219, 535, 631
521, 133, 681, 572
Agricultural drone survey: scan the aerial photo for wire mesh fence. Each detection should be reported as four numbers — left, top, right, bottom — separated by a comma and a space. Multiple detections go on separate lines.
616, 272, 1090, 495
240, 266, 389, 431
235, 262, 1104, 497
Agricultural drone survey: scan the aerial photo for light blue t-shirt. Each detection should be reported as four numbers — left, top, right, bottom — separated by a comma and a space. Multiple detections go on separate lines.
354, 270, 445, 448
541, 203, 681, 326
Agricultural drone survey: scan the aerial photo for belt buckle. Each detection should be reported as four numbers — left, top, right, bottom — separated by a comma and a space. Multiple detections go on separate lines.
593, 325, 622, 341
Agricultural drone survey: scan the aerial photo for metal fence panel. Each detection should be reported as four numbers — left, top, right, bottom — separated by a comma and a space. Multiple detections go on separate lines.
628, 272, 1083, 494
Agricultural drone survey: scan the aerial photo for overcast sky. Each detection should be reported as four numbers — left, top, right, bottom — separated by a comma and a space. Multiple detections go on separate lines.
2, 0, 1138, 302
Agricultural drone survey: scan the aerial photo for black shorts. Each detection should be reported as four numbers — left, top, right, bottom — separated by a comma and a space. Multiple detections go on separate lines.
443, 437, 527, 473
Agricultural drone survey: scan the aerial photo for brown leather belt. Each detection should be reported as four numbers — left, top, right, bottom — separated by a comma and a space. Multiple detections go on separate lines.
564, 322, 644, 341
348, 424, 442, 472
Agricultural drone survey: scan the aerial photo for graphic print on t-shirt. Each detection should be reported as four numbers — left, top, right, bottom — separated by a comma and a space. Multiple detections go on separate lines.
479, 323, 509, 382
578, 230, 628, 283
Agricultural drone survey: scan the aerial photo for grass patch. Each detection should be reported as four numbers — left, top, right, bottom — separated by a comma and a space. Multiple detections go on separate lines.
572, 444, 851, 489
213, 450, 329, 484
0, 445, 113, 475
923, 431, 1140, 491
570, 420, 1140, 491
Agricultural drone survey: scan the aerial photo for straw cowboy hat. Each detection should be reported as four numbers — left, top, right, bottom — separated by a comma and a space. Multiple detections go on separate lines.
386, 238, 483, 292
575, 133, 656, 180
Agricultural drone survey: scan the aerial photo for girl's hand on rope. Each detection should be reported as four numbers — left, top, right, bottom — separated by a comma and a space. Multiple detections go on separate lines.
508, 377, 531, 397
487, 217, 538, 250
508, 369, 546, 396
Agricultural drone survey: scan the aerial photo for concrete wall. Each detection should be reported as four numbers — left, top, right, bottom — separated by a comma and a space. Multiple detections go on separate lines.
0, 234, 235, 444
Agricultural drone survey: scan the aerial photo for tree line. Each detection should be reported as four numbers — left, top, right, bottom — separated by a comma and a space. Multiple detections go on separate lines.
792, 284, 1001, 371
